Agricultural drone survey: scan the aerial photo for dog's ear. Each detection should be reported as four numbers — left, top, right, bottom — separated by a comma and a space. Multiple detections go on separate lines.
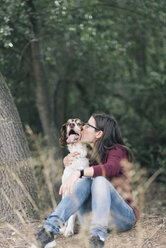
87, 145, 101, 165
86, 143, 93, 160
59, 123, 67, 147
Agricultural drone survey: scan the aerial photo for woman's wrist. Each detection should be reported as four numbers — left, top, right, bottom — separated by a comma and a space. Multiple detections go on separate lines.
76, 167, 94, 178
80, 169, 84, 178
77, 168, 84, 178
84, 167, 94, 177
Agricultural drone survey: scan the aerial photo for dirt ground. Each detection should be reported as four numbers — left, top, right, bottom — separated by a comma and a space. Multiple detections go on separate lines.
0, 182, 165, 248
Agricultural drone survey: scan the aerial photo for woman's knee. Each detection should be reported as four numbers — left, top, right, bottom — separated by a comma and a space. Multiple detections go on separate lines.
92, 176, 108, 185
91, 176, 116, 196
91, 176, 111, 205
91, 176, 110, 193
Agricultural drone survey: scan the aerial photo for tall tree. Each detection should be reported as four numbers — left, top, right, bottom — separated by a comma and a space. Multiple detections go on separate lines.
25, 0, 61, 155
0, 0, 165, 174
0, 73, 39, 222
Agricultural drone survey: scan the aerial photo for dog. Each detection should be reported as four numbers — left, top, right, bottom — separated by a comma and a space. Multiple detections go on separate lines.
59, 118, 91, 237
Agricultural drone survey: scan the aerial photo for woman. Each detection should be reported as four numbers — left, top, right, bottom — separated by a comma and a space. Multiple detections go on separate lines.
37, 113, 139, 248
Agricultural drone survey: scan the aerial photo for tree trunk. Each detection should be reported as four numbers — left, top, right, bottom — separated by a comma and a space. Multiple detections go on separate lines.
30, 37, 58, 149
26, 0, 61, 157
53, 79, 69, 129
0, 73, 39, 222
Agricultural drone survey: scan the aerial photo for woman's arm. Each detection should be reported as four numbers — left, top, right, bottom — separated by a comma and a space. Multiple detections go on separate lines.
59, 167, 94, 196
83, 167, 94, 177
91, 146, 125, 178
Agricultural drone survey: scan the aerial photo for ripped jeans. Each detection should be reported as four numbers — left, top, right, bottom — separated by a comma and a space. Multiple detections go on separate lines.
44, 176, 136, 241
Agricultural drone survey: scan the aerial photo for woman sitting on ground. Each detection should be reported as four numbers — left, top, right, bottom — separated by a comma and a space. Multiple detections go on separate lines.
36, 113, 139, 248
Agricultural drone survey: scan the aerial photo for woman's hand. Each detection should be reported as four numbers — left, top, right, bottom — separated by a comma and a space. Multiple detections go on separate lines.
59, 170, 80, 196
63, 152, 80, 167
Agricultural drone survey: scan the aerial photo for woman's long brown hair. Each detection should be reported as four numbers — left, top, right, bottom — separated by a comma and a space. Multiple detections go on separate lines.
90, 113, 134, 164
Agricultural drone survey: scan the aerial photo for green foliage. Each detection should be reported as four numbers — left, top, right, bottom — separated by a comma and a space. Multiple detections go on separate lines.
0, 0, 165, 175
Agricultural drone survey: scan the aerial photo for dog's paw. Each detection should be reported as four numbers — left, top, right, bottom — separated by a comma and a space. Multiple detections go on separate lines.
64, 229, 74, 237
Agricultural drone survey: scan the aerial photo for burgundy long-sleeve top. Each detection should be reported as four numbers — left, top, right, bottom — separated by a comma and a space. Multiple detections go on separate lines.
91, 144, 139, 220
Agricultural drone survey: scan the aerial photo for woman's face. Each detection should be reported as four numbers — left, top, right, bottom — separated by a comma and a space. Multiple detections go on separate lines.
81, 116, 98, 144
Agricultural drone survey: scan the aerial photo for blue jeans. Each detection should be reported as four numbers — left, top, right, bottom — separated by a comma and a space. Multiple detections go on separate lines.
44, 176, 136, 241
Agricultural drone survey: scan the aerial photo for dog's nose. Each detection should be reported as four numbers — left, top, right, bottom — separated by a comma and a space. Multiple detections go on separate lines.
70, 123, 75, 128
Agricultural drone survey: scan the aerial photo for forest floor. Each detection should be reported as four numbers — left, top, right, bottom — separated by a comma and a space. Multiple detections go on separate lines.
0, 182, 165, 248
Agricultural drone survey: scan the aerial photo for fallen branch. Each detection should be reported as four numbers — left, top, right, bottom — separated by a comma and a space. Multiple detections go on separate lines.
144, 168, 164, 192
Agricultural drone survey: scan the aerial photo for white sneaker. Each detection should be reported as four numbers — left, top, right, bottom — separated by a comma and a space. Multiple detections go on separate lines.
44, 240, 56, 248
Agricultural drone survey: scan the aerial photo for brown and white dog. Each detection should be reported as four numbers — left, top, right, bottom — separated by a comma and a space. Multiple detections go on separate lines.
59, 118, 90, 237
30, 120, 91, 248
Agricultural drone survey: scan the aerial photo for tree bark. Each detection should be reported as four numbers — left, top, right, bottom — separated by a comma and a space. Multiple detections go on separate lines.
53, 79, 69, 129
0, 73, 39, 222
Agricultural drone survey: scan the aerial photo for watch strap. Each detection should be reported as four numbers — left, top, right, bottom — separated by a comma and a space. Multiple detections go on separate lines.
80, 169, 84, 178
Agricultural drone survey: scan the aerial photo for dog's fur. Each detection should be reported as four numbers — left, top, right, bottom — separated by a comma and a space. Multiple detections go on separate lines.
59, 118, 90, 237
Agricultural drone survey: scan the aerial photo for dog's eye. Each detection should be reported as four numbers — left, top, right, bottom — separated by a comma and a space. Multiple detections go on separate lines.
77, 123, 81, 126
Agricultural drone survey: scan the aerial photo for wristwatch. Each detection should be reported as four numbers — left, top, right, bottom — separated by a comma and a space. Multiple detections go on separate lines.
78, 168, 84, 178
